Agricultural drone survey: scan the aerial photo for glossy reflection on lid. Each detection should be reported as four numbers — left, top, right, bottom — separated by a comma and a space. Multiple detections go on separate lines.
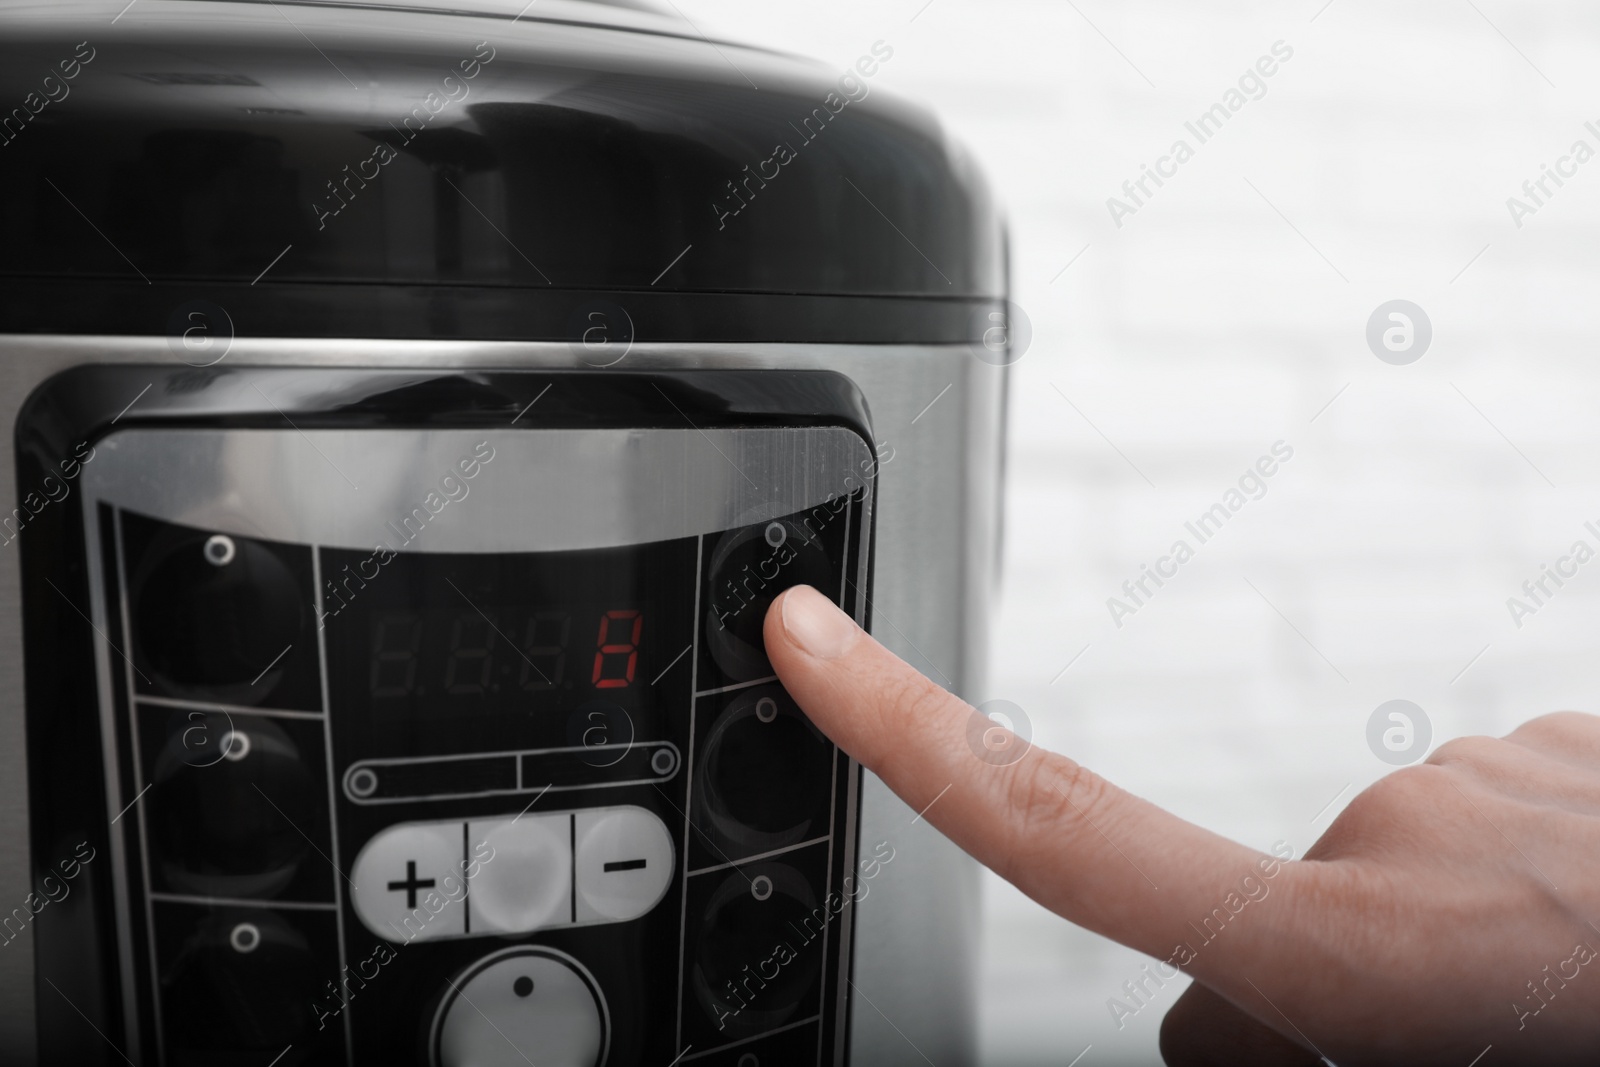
0, 0, 1001, 298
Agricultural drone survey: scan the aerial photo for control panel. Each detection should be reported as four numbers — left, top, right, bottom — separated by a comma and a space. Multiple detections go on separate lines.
61, 406, 875, 1067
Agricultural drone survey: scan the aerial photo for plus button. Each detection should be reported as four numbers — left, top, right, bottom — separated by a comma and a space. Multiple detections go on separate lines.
351, 823, 466, 942
387, 860, 437, 909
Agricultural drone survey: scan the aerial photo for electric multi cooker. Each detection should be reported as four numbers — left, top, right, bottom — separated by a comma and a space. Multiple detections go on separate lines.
0, 1, 1008, 1062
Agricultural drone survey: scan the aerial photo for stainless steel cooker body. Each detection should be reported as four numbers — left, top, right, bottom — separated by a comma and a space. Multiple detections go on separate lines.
0, 340, 1002, 1066
0, 1, 1007, 1062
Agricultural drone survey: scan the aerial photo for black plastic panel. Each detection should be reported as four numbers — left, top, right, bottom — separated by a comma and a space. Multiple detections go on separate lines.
16, 366, 875, 1066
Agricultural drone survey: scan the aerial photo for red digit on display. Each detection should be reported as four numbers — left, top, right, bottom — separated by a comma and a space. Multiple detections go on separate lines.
592, 609, 642, 689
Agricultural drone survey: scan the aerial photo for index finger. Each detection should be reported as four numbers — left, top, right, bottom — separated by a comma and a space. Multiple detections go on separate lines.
764, 584, 1299, 980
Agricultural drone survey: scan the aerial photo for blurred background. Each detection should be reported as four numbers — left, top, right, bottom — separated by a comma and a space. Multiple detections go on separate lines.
675, 1, 1600, 1063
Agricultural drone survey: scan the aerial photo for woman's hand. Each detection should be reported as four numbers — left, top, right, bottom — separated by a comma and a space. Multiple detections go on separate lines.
764, 584, 1600, 1066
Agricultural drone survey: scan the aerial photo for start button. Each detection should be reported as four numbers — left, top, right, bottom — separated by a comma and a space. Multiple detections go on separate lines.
432, 946, 608, 1067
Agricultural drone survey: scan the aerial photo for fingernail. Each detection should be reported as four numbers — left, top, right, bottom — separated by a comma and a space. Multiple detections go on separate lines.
779, 585, 859, 660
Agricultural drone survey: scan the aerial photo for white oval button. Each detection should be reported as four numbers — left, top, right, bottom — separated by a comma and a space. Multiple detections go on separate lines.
467, 813, 573, 934
350, 822, 467, 943
573, 806, 674, 923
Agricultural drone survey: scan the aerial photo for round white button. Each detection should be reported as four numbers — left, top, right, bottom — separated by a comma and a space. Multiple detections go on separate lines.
467, 814, 572, 935
434, 947, 608, 1067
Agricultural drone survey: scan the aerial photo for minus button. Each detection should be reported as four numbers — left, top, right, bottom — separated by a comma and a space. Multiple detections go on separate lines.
574, 807, 675, 923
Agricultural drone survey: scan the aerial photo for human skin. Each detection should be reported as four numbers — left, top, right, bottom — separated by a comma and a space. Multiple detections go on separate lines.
763, 584, 1600, 1066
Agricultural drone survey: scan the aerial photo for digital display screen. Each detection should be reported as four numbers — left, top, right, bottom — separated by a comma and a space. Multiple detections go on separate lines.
322, 537, 697, 759
366, 605, 645, 699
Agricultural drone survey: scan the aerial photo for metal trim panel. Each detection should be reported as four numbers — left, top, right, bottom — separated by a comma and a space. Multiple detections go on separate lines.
0, 335, 999, 1067
80, 426, 875, 554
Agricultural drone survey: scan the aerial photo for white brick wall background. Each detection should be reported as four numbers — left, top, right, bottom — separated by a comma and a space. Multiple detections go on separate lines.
680, 1, 1600, 1063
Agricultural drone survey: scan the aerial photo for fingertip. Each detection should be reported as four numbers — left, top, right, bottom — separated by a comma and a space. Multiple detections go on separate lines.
763, 584, 909, 766
762, 585, 799, 665
765, 584, 860, 662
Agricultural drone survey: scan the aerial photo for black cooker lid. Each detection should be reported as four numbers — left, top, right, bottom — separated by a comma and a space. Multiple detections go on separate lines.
0, 0, 1003, 328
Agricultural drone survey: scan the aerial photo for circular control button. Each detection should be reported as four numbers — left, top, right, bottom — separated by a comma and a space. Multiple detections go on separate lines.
150, 714, 314, 898
132, 530, 306, 704
432, 947, 608, 1067
692, 864, 821, 1037
163, 910, 320, 1054
705, 518, 835, 681
694, 686, 832, 856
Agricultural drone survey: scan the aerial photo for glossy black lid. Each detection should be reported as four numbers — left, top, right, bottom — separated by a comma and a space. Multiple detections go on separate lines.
0, 0, 1002, 306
